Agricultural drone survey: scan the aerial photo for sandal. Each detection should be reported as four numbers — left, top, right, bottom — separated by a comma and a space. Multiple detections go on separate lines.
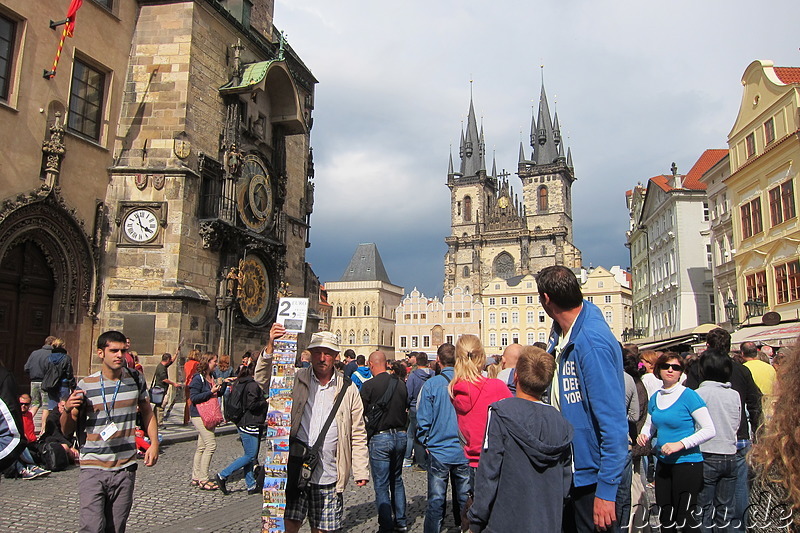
190, 479, 200, 487
199, 480, 219, 490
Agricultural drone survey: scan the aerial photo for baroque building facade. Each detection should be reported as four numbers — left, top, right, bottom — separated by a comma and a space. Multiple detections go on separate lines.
444, 84, 581, 298
0, 0, 319, 387
394, 286, 482, 358
326, 243, 402, 359
726, 60, 800, 325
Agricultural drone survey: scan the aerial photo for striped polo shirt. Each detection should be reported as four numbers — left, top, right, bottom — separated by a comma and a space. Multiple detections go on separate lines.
77, 369, 147, 470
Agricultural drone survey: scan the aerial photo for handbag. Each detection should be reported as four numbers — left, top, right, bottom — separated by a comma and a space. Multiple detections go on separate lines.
149, 373, 165, 406
195, 378, 224, 429
286, 376, 350, 498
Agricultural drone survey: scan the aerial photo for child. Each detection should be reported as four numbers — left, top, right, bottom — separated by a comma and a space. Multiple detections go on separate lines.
468, 346, 574, 533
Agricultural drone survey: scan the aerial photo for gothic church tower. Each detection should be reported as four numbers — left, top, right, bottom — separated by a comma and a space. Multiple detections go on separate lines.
444, 82, 582, 296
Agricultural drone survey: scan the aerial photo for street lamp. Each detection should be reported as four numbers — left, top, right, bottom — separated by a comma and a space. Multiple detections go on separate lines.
743, 298, 767, 320
724, 298, 739, 327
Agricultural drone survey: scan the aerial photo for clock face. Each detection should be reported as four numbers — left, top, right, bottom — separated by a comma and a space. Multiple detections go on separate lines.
238, 255, 271, 325
497, 196, 509, 209
237, 155, 275, 233
123, 209, 159, 243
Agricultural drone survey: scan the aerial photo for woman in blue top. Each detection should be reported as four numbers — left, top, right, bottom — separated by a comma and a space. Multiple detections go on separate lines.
637, 352, 716, 532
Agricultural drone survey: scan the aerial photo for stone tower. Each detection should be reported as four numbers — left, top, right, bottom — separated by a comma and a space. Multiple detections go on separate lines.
444, 82, 581, 297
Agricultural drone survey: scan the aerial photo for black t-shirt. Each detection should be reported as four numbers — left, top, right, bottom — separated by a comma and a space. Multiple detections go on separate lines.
360, 371, 408, 432
153, 364, 169, 391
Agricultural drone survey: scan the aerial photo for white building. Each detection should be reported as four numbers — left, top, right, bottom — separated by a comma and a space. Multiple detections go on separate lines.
628, 150, 726, 337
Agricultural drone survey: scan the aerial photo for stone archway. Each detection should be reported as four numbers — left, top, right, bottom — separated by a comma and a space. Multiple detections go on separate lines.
0, 200, 96, 386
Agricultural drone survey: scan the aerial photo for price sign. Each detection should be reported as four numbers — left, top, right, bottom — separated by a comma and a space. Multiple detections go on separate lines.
276, 297, 309, 333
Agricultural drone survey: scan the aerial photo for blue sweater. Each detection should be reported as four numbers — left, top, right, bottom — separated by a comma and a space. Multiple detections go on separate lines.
546, 299, 628, 501
415, 367, 467, 465
649, 387, 705, 463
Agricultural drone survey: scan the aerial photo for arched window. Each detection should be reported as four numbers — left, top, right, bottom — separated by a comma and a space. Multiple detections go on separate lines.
350, 304, 356, 316
348, 330, 356, 344
463, 265, 470, 277
363, 330, 370, 344
364, 303, 371, 316
335, 330, 342, 343
538, 186, 548, 212
463, 196, 472, 222
336, 305, 342, 317
380, 331, 385, 345
389, 332, 393, 346
493, 252, 515, 280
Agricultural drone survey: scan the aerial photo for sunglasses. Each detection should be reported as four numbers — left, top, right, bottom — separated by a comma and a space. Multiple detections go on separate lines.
19, 402, 31, 406
659, 363, 683, 372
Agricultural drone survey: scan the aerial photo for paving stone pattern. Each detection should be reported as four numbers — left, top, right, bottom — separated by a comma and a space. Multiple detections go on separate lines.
1, 429, 462, 532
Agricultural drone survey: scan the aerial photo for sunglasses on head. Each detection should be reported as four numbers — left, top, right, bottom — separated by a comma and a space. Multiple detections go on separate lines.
659, 363, 683, 372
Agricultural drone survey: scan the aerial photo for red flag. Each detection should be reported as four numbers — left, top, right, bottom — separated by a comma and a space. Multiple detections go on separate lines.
65, 0, 83, 37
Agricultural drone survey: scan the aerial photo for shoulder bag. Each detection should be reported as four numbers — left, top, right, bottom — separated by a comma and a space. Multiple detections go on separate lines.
149, 372, 165, 406
195, 377, 224, 430
286, 376, 351, 498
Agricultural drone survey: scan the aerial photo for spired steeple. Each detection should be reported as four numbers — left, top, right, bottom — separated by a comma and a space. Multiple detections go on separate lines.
530, 83, 560, 165
459, 95, 484, 177
447, 151, 455, 176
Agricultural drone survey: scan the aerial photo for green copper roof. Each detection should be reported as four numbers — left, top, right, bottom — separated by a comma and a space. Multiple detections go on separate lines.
220, 60, 277, 92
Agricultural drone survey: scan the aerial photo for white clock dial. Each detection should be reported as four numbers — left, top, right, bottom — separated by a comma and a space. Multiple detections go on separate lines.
123, 209, 159, 243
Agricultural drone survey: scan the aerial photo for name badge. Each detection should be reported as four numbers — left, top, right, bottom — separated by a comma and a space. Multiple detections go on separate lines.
99, 422, 119, 441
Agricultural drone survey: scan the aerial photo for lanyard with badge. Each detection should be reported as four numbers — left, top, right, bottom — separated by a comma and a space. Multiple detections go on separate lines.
98, 374, 122, 441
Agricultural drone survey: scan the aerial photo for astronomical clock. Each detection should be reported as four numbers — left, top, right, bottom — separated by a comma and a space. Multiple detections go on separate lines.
236, 154, 275, 233
237, 254, 272, 326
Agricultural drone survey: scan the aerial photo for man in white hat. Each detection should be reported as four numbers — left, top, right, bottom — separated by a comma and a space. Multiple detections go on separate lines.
258, 324, 369, 533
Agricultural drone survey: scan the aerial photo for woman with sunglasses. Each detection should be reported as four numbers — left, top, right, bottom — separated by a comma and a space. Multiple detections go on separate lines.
637, 352, 716, 532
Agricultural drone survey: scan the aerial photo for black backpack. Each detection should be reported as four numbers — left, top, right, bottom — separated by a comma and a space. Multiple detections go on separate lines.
41, 354, 68, 392
225, 380, 247, 424
41, 441, 69, 471
364, 375, 398, 441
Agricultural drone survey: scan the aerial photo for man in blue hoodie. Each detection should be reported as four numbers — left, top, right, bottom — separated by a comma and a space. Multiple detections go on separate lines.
350, 355, 373, 390
416, 343, 470, 533
405, 352, 434, 470
538, 265, 627, 533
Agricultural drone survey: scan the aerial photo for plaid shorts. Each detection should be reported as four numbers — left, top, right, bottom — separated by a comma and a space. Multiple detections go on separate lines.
284, 483, 343, 531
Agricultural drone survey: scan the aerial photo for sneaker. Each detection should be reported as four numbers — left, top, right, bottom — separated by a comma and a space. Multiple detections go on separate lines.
247, 485, 260, 495
30, 466, 51, 477
215, 473, 229, 495
21, 467, 49, 480
412, 465, 427, 473
402, 459, 412, 468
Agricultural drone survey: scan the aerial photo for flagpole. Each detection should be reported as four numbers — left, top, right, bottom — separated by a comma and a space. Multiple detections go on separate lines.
43, 23, 69, 79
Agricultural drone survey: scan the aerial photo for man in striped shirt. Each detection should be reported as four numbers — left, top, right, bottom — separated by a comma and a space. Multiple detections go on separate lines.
62, 330, 159, 533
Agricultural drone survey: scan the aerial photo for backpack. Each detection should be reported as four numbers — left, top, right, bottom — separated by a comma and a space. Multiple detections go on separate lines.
41, 354, 68, 393
41, 441, 69, 471
225, 380, 247, 424
364, 375, 398, 441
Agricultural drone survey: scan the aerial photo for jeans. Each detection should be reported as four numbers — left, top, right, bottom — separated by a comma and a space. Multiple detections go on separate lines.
424, 453, 470, 533
369, 431, 407, 532
405, 412, 427, 469
615, 450, 633, 532
698, 453, 737, 532
732, 443, 750, 532
219, 428, 259, 489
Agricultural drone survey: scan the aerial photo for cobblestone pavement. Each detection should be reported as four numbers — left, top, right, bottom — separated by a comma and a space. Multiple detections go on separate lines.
1, 426, 462, 532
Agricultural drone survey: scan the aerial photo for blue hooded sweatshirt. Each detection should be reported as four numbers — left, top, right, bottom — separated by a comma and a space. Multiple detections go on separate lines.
350, 366, 372, 390
546, 299, 627, 502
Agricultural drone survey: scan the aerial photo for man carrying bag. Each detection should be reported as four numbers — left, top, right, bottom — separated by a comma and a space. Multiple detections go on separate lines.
256, 326, 369, 533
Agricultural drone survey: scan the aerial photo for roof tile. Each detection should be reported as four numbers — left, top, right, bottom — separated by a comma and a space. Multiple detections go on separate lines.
774, 67, 800, 85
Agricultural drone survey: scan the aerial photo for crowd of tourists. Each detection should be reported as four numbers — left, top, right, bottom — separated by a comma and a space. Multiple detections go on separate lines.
1, 264, 799, 532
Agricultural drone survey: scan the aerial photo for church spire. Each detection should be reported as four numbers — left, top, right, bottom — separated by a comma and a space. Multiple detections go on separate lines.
532, 83, 559, 165
518, 141, 526, 163
566, 147, 574, 168
448, 151, 454, 176
458, 93, 483, 177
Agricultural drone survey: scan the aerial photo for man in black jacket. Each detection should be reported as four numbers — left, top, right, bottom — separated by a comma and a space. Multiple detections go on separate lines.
360, 351, 409, 533
684, 327, 761, 533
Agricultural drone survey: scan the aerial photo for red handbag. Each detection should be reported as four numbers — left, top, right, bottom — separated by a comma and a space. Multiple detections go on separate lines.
195, 380, 224, 430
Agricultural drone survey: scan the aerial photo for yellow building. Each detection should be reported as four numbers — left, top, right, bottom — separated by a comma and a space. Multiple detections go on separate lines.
481, 274, 549, 352
394, 286, 482, 357
326, 243, 402, 358
726, 60, 800, 323
581, 266, 633, 341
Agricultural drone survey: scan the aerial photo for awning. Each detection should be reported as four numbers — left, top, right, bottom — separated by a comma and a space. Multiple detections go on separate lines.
636, 335, 696, 351
730, 322, 800, 347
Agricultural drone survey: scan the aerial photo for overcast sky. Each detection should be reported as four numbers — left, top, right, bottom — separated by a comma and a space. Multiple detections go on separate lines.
275, 0, 798, 299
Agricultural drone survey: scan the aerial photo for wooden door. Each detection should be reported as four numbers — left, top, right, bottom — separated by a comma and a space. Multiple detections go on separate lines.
0, 242, 54, 391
